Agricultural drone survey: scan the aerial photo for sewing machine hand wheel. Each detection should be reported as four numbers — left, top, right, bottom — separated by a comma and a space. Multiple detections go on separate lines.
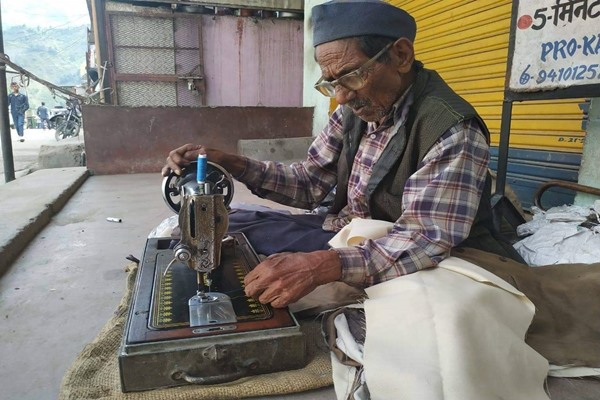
161, 161, 234, 213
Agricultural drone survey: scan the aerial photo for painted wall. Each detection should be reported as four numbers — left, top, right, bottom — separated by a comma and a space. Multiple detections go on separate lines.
202, 15, 304, 106
302, 0, 330, 137
105, 1, 304, 107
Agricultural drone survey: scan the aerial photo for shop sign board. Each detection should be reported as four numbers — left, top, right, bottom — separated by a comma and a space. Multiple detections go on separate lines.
509, 0, 600, 94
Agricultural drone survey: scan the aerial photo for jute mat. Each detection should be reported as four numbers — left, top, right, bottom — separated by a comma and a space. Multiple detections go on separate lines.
58, 263, 333, 400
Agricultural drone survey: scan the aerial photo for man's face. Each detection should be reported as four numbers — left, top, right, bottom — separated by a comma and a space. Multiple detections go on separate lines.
11, 84, 19, 93
315, 38, 412, 123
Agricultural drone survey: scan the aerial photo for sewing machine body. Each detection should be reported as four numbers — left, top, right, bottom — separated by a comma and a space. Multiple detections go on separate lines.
118, 162, 306, 392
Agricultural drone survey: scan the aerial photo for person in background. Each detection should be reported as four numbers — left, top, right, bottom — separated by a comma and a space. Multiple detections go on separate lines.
37, 102, 50, 130
8, 82, 29, 142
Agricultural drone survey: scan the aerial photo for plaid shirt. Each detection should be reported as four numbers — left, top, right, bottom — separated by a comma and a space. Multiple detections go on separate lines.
238, 94, 489, 287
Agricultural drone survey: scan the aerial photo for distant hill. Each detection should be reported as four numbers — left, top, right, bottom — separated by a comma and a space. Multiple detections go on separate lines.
3, 24, 89, 111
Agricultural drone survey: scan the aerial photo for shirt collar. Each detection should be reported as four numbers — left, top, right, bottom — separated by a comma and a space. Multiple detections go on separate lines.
368, 84, 414, 132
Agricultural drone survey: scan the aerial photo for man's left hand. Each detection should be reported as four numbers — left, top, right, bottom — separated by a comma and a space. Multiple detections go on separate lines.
243, 250, 342, 308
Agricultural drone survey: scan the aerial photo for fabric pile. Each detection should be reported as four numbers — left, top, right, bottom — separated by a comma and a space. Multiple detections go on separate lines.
514, 202, 600, 266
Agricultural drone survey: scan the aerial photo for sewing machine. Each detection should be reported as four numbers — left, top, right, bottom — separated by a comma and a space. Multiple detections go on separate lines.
118, 158, 306, 392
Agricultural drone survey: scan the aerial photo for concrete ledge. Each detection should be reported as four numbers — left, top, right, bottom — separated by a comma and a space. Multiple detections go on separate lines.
0, 167, 89, 276
38, 143, 86, 169
238, 137, 315, 162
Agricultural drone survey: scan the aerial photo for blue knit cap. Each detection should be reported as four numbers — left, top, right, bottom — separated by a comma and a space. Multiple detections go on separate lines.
312, 0, 416, 47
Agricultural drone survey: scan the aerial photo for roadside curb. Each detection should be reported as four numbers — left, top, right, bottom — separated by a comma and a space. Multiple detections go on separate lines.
0, 167, 89, 277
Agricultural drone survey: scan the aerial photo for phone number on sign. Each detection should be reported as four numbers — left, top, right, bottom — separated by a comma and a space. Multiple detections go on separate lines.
519, 63, 600, 85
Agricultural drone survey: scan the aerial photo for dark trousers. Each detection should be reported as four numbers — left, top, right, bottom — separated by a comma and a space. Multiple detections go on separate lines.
228, 210, 336, 255
11, 111, 25, 136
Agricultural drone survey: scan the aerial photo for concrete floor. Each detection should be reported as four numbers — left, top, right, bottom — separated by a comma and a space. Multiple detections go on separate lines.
0, 173, 335, 400
2, 171, 599, 400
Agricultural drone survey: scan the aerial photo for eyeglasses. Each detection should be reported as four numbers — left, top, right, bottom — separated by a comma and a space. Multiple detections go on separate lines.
314, 42, 393, 97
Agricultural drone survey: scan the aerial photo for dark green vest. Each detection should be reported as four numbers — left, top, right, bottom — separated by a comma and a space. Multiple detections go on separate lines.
331, 67, 523, 261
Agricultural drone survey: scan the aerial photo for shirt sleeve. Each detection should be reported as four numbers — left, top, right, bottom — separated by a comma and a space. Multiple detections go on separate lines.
335, 118, 490, 287
236, 106, 345, 210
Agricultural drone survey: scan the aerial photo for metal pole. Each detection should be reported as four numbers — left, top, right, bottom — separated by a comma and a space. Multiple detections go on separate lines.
0, 1, 16, 183
494, 99, 513, 198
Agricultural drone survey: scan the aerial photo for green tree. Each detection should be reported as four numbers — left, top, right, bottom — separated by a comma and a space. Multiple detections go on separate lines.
4, 24, 89, 111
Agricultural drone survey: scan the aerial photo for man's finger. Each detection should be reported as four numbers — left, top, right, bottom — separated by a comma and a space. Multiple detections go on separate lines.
161, 165, 171, 177
243, 269, 259, 286
257, 285, 281, 305
244, 276, 268, 298
270, 296, 288, 309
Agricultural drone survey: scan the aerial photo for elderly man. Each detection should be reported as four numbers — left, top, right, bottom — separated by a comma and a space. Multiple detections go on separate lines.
163, 1, 578, 398
164, 0, 521, 303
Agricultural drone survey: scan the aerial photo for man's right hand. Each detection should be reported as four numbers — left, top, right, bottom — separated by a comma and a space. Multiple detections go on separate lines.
161, 143, 247, 177
161, 143, 204, 177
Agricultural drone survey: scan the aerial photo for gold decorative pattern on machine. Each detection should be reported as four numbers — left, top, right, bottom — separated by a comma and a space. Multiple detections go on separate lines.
150, 246, 272, 329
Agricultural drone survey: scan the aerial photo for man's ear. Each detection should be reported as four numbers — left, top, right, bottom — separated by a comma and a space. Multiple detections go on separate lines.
392, 38, 415, 73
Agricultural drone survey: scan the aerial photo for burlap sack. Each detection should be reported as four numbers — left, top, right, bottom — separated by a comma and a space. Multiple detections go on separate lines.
59, 263, 332, 400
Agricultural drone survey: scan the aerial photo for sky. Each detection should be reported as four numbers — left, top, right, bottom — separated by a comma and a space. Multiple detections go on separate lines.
1, 0, 90, 28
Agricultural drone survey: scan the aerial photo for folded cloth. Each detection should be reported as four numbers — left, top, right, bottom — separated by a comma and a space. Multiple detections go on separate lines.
452, 247, 600, 372
327, 218, 550, 400
361, 257, 550, 400
328, 218, 600, 373
327, 217, 393, 248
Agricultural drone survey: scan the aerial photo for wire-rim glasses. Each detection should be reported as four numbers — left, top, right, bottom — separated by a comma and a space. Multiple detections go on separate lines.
314, 42, 393, 97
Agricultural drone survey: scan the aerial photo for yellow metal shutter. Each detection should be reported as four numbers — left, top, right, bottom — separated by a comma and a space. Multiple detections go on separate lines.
389, 0, 586, 153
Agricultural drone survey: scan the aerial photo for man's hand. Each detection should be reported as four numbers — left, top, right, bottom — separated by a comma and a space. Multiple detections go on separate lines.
243, 250, 343, 308
161, 143, 204, 177
161, 143, 247, 177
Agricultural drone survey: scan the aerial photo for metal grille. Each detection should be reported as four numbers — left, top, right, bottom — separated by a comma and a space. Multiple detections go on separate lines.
174, 18, 202, 106
117, 81, 177, 107
109, 10, 205, 106
115, 48, 175, 75
175, 49, 200, 75
177, 80, 202, 107
174, 18, 200, 48
111, 15, 174, 47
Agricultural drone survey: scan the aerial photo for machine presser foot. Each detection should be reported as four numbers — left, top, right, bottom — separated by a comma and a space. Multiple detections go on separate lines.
189, 291, 237, 327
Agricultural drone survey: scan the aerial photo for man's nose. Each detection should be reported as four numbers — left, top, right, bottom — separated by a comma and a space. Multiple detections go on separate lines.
334, 85, 356, 105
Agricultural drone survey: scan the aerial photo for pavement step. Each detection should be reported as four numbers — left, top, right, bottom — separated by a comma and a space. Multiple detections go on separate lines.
0, 167, 89, 276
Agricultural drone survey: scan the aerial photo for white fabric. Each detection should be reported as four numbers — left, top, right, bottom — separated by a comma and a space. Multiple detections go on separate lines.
331, 352, 368, 400
331, 311, 369, 400
334, 313, 365, 365
328, 218, 550, 400
362, 258, 549, 400
515, 222, 600, 265
289, 281, 365, 314
514, 204, 600, 265
548, 365, 600, 378
328, 218, 393, 248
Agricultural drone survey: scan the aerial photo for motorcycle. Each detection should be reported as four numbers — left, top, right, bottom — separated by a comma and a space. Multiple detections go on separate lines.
50, 98, 82, 141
